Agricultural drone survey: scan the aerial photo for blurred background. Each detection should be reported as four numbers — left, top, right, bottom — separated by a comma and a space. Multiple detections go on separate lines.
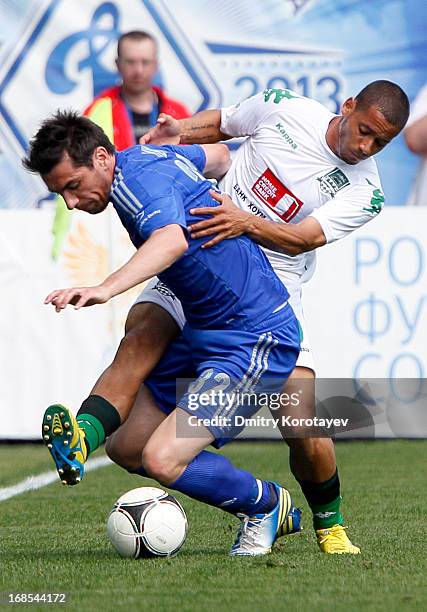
1, 0, 426, 439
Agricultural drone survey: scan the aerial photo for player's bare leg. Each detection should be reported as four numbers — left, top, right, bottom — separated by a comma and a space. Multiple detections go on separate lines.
42, 302, 179, 485
105, 385, 168, 471
279, 366, 360, 554
91, 302, 180, 424
281, 368, 336, 482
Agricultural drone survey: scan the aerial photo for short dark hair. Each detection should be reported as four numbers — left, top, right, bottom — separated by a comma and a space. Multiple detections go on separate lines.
355, 80, 410, 131
117, 30, 158, 57
22, 110, 115, 176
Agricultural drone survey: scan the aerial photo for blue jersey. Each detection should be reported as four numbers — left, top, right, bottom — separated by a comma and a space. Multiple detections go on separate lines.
111, 144, 289, 331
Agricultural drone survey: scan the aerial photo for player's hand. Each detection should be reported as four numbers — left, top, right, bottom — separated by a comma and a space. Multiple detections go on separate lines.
139, 114, 181, 145
44, 285, 112, 312
189, 191, 252, 248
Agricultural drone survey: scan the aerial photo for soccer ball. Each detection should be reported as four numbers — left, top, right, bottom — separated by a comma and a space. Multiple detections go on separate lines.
106, 486, 188, 558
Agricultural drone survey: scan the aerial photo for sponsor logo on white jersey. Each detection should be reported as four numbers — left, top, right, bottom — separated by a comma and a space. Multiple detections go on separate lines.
317, 167, 350, 198
251, 168, 303, 222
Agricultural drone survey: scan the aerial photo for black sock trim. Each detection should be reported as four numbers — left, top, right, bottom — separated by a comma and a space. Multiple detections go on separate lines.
297, 470, 340, 506
77, 395, 121, 437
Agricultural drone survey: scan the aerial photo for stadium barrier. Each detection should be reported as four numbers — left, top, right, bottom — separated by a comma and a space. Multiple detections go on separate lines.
1, 207, 426, 439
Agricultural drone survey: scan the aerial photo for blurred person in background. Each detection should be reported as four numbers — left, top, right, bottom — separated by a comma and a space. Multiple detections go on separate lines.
404, 84, 427, 205
52, 30, 190, 258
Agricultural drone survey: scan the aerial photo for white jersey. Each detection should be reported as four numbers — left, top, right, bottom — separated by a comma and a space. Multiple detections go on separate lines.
220, 89, 384, 283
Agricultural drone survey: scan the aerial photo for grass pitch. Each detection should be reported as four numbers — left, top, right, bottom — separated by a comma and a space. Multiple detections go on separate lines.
0, 441, 425, 611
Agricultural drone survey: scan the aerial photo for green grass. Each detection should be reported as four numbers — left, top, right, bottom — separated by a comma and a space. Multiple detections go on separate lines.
0, 441, 426, 611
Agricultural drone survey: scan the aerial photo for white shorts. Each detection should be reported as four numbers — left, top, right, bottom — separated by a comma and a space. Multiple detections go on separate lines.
133, 275, 314, 372
279, 274, 314, 372
133, 277, 186, 329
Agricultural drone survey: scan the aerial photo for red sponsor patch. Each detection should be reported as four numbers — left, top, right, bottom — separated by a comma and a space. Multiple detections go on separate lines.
251, 168, 303, 222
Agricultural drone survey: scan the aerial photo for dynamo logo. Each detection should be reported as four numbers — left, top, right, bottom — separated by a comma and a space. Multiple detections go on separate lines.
0, 0, 220, 155
0, 0, 339, 161
45, 2, 120, 98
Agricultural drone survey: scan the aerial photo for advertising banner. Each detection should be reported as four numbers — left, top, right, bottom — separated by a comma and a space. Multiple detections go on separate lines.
0, 0, 426, 209
1, 208, 426, 439
0, 208, 141, 438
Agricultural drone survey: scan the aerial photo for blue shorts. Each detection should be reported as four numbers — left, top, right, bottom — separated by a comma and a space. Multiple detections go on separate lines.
145, 304, 300, 447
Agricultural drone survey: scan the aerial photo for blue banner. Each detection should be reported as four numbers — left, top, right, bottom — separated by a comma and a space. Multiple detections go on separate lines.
0, 0, 426, 208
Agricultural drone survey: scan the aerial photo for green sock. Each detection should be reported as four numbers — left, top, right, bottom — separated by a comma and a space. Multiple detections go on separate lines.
76, 395, 121, 457
297, 470, 344, 529
77, 414, 105, 456
311, 495, 343, 530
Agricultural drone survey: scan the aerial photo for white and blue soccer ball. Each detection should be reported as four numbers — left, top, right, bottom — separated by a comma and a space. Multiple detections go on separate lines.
107, 486, 188, 558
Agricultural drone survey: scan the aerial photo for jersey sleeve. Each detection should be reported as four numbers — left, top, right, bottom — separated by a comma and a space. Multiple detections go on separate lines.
123, 175, 188, 242
164, 144, 207, 173
310, 175, 385, 244
220, 91, 275, 137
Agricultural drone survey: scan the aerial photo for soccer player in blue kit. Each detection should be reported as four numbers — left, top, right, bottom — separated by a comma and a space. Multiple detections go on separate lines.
24, 111, 302, 556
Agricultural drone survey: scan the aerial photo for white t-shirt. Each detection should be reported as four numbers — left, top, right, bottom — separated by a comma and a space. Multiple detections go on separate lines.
219, 89, 384, 283
405, 84, 427, 206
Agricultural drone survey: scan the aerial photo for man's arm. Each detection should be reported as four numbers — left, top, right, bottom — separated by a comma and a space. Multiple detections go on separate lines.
45, 224, 188, 311
142, 92, 271, 146
141, 110, 227, 145
189, 192, 326, 254
405, 114, 427, 154
178, 110, 227, 144
200, 144, 231, 180
243, 215, 326, 255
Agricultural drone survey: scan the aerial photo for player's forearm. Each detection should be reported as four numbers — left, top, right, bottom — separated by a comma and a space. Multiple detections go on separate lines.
179, 110, 230, 144
101, 225, 188, 297
245, 216, 326, 256
405, 115, 427, 154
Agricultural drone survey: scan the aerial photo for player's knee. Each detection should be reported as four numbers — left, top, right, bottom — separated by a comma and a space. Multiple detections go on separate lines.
287, 436, 332, 461
142, 444, 179, 485
105, 434, 140, 470
104, 435, 127, 467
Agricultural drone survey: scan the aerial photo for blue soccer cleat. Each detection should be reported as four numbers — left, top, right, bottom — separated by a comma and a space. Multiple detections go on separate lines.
42, 404, 87, 486
230, 482, 302, 556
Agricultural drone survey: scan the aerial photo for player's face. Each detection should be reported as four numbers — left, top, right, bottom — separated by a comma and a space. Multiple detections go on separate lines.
44, 149, 113, 214
334, 99, 400, 165
116, 38, 158, 95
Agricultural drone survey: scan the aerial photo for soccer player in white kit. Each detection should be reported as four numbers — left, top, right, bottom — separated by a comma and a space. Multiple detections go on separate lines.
89, 80, 409, 555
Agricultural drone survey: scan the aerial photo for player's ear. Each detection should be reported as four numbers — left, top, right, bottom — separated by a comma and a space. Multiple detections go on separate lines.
341, 97, 356, 116
94, 147, 109, 168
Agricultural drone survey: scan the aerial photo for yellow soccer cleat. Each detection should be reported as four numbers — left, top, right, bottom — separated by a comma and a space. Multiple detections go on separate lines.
42, 404, 87, 486
316, 524, 361, 554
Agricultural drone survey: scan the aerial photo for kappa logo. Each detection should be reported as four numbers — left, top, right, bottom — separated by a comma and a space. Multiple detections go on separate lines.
363, 178, 384, 214
275, 122, 298, 149
263, 88, 300, 104
251, 168, 303, 222
317, 167, 350, 198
